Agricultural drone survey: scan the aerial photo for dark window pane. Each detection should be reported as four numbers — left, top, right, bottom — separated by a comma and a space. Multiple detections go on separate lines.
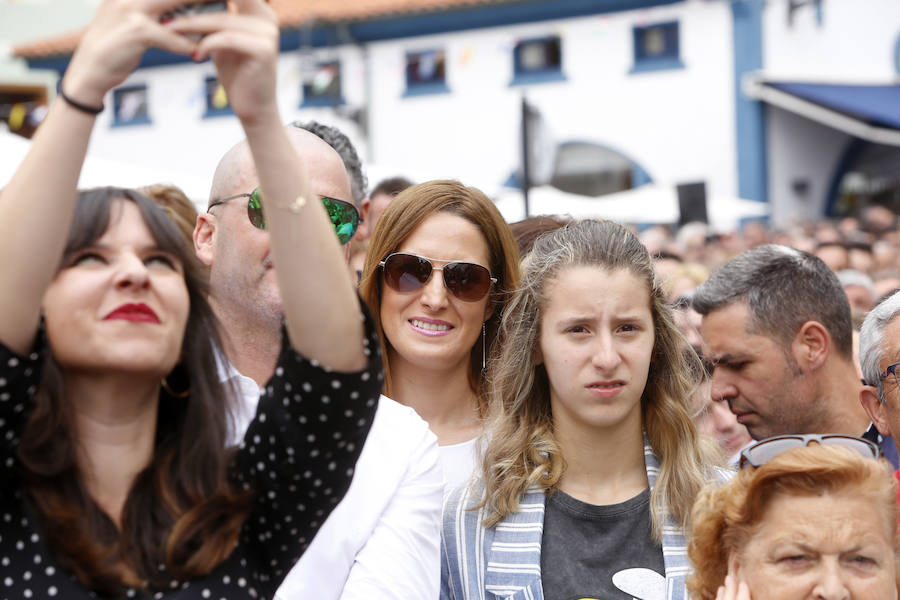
406, 50, 446, 86
515, 37, 562, 74
113, 85, 149, 124
303, 61, 342, 102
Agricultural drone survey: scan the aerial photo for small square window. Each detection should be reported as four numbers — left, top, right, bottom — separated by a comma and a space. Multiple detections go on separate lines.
204, 75, 232, 117
112, 85, 150, 127
631, 21, 684, 73
404, 49, 449, 96
511, 36, 566, 85
301, 61, 344, 107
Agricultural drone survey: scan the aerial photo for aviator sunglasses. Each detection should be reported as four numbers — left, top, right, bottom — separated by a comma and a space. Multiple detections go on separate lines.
208, 188, 361, 245
379, 252, 497, 302
739, 433, 880, 469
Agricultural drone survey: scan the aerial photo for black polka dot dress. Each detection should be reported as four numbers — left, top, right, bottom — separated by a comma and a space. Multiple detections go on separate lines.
0, 310, 382, 599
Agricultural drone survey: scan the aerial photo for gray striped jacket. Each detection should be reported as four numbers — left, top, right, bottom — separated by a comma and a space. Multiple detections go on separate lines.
440, 439, 712, 600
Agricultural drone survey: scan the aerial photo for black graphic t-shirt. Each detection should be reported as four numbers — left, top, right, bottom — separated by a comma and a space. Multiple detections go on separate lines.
540, 488, 666, 600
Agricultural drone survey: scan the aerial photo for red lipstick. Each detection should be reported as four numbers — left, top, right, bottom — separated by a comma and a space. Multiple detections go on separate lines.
104, 303, 160, 324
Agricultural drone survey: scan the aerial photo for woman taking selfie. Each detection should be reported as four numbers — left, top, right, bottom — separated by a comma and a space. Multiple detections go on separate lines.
359, 181, 520, 489
0, 0, 380, 598
441, 220, 723, 599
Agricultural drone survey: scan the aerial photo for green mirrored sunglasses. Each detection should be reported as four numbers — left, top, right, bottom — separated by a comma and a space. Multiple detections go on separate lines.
208, 188, 361, 245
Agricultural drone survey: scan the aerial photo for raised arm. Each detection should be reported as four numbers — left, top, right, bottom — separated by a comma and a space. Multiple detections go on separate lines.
178, 0, 366, 372
0, 0, 195, 355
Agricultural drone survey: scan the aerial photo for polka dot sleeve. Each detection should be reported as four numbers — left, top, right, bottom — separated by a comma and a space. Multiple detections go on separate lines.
231, 299, 383, 597
0, 337, 43, 501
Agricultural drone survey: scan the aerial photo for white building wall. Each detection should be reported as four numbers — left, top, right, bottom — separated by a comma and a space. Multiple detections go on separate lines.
766, 105, 851, 225
760, 0, 900, 224
84, 45, 367, 203
79, 1, 738, 211
764, 0, 900, 81
367, 1, 737, 200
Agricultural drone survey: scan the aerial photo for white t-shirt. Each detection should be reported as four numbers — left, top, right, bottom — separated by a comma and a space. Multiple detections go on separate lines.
440, 436, 479, 492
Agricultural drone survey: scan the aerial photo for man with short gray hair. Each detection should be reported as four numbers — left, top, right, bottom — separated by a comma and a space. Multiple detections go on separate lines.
692, 244, 870, 442
859, 292, 900, 472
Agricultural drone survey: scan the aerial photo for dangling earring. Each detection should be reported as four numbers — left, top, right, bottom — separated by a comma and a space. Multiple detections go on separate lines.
482, 322, 487, 371
161, 371, 190, 399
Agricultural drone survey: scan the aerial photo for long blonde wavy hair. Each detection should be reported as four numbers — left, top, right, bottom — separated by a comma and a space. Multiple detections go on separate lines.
479, 219, 720, 539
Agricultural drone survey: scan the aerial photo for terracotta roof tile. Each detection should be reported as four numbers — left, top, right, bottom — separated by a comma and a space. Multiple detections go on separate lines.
13, 29, 86, 59
14, 0, 509, 59
272, 0, 506, 25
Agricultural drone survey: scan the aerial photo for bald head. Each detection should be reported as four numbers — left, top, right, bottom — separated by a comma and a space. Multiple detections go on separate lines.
209, 126, 353, 206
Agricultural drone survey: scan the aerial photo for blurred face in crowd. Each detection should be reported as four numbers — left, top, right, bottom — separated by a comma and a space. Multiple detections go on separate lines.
844, 284, 875, 314
815, 245, 849, 273
365, 191, 396, 237
874, 276, 900, 301
729, 491, 897, 600
692, 380, 752, 459
700, 301, 814, 440
872, 241, 897, 272
848, 247, 874, 275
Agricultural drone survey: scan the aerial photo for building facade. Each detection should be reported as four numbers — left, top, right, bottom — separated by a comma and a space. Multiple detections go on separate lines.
9, 0, 900, 227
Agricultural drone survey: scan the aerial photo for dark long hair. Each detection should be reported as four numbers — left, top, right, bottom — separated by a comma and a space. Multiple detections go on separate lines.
17, 188, 250, 596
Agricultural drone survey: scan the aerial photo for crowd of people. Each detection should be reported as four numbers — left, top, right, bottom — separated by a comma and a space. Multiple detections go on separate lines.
2, 1, 900, 599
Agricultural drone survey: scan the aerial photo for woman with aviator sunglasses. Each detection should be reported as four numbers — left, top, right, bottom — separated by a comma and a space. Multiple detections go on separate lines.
0, 0, 380, 598
688, 436, 898, 600
359, 180, 520, 489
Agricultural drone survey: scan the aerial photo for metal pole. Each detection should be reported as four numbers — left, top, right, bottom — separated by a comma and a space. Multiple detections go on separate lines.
520, 95, 531, 218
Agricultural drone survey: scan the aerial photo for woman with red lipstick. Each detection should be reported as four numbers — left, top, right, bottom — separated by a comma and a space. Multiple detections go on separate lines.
359, 181, 520, 489
441, 220, 725, 600
0, 1, 379, 599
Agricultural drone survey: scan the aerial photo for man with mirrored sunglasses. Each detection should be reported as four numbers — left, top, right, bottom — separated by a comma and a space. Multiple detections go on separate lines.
194, 125, 441, 600
860, 292, 900, 490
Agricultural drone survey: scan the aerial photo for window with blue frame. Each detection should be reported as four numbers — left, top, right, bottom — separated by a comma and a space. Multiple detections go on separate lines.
112, 84, 150, 127
631, 21, 684, 73
511, 35, 565, 85
404, 49, 448, 96
301, 61, 343, 107
204, 75, 232, 117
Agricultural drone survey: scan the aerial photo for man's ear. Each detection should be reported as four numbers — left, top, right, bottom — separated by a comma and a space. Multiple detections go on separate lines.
193, 212, 216, 267
791, 320, 829, 371
861, 384, 892, 437
356, 198, 371, 242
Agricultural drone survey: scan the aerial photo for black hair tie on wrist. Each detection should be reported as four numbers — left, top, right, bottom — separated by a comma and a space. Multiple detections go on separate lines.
59, 89, 104, 115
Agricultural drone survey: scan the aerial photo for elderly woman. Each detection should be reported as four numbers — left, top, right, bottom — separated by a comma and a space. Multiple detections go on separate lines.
688, 437, 899, 600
